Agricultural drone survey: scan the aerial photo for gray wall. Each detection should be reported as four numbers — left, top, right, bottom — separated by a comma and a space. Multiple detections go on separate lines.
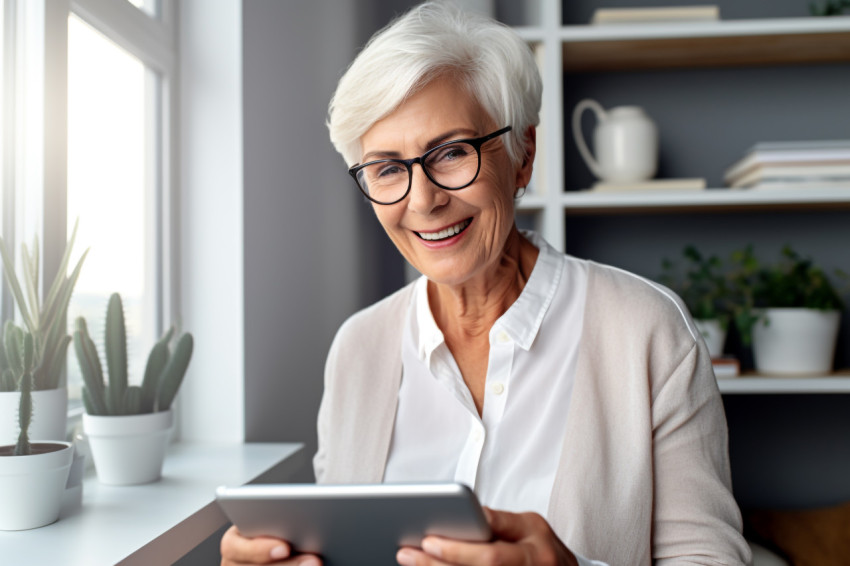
242, 0, 408, 464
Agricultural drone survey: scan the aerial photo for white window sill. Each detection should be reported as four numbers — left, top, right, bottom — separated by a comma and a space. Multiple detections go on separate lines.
1, 441, 305, 565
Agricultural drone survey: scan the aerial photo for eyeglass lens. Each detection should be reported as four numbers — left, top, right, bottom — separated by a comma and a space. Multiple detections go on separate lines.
356, 140, 479, 204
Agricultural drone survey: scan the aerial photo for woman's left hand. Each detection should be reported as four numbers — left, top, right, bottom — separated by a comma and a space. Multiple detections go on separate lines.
396, 507, 579, 566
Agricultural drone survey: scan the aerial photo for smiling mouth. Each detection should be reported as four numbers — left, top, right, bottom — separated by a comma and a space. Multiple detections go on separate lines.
415, 218, 472, 241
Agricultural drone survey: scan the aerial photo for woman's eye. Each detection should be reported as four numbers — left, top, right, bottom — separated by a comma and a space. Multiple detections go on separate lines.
377, 164, 404, 177
433, 144, 470, 163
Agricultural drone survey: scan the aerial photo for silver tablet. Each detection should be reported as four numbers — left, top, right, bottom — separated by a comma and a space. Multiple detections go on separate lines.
215, 482, 492, 565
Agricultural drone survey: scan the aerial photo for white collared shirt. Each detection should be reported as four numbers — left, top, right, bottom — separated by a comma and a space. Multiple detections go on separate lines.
385, 233, 604, 562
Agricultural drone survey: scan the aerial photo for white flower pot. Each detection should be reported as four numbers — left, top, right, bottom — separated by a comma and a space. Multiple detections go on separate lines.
0, 387, 68, 445
694, 319, 726, 358
0, 441, 74, 530
83, 410, 173, 485
752, 308, 841, 376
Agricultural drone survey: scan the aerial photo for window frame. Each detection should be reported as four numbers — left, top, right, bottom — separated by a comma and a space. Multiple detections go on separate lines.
1, 0, 179, 424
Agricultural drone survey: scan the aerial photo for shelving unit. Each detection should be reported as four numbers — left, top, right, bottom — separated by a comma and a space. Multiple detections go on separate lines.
509, 4, 850, 397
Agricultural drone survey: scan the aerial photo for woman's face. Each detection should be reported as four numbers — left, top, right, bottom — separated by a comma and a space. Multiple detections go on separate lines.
359, 77, 533, 287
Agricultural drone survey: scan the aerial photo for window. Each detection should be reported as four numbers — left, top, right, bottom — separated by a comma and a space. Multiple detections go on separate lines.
0, 0, 176, 415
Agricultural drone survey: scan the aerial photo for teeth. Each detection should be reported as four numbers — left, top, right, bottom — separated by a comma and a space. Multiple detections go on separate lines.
418, 219, 470, 241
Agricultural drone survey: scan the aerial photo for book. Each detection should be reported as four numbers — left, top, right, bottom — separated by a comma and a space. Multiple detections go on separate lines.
712, 357, 740, 379
590, 5, 720, 25
590, 178, 707, 191
729, 163, 850, 188
747, 179, 850, 190
748, 140, 850, 153
724, 148, 850, 184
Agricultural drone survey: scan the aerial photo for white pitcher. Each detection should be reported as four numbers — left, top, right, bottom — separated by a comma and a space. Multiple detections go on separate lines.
572, 99, 658, 183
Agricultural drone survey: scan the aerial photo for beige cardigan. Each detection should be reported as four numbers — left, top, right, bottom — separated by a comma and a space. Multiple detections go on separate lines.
314, 261, 751, 565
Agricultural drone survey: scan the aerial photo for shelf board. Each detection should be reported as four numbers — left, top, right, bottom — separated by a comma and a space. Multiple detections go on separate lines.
718, 375, 850, 394
513, 186, 850, 214
559, 16, 850, 71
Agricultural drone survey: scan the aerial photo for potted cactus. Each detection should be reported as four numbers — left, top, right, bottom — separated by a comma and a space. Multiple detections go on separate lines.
0, 221, 87, 445
75, 293, 193, 485
0, 332, 74, 530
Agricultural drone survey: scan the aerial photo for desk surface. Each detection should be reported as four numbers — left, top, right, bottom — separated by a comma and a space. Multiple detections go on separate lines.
1, 441, 304, 566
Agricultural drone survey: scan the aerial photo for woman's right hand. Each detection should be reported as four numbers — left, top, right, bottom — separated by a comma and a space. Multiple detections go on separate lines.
220, 525, 322, 566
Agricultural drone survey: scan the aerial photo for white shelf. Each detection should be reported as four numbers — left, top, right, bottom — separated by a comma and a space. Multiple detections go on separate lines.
1, 441, 305, 566
558, 16, 850, 42
517, 186, 850, 214
718, 375, 850, 394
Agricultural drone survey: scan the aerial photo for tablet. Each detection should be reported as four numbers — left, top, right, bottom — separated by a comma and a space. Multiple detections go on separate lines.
215, 482, 492, 565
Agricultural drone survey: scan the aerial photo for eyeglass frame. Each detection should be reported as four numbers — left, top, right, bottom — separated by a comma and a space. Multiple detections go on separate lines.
347, 125, 513, 205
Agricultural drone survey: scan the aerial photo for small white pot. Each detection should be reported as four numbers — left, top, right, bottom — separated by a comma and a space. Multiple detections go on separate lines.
0, 387, 68, 445
753, 308, 841, 376
83, 410, 173, 485
694, 319, 727, 358
0, 441, 74, 530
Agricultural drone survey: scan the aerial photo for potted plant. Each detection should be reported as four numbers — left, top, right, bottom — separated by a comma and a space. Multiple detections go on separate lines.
729, 245, 846, 376
0, 332, 74, 531
660, 245, 731, 358
0, 222, 87, 445
74, 292, 193, 485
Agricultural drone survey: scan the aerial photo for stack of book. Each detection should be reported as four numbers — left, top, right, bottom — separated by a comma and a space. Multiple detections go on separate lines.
724, 140, 850, 190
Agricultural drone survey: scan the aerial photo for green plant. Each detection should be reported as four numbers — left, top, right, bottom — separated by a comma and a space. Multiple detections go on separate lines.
73, 293, 193, 415
728, 245, 847, 345
660, 245, 731, 324
810, 0, 850, 16
0, 220, 88, 392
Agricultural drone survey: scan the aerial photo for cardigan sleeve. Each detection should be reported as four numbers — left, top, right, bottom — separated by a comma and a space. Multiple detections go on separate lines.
650, 330, 751, 565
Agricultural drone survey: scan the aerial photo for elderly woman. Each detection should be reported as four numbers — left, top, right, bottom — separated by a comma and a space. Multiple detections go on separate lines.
222, 3, 750, 566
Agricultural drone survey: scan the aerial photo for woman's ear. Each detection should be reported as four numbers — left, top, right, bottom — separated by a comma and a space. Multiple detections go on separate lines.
515, 126, 537, 189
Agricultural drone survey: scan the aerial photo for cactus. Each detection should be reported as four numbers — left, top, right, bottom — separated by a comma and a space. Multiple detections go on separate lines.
14, 333, 35, 456
0, 219, 88, 391
72, 293, 193, 415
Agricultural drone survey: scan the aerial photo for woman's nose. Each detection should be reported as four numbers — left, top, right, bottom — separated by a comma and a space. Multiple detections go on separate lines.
407, 164, 449, 214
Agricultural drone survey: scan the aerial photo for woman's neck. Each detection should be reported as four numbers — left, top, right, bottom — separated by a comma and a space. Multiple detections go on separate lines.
428, 229, 539, 340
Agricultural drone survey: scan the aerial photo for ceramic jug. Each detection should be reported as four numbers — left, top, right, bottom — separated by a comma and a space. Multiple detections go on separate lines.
571, 99, 658, 183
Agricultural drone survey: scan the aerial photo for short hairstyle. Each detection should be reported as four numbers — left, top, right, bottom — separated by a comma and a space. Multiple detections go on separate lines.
327, 1, 542, 168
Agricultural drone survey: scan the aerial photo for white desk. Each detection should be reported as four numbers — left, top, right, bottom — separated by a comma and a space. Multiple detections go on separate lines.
1, 441, 305, 565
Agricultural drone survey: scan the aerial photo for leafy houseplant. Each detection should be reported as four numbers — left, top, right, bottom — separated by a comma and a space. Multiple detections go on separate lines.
660, 245, 731, 357
729, 245, 846, 375
729, 245, 846, 346
0, 221, 87, 392
0, 222, 87, 445
74, 292, 193, 485
0, 330, 74, 531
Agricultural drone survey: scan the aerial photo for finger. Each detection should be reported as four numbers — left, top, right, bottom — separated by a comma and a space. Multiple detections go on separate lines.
397, 546, 450, 566
484, 508, 547, 542
418, 537, 535, 566
220, 525, 293, 564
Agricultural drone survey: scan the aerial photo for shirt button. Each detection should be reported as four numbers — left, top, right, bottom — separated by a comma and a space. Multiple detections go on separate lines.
472, 428, 484, 443
496, 330, 511, 343
491, 382, 505, 395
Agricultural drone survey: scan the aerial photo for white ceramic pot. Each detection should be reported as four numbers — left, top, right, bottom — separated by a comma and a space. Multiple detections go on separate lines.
752, 308, 841, 376
0, 387, 68, 445
83, 410, 173, 485
0, 441, 74, 530
694, 318, 727, 358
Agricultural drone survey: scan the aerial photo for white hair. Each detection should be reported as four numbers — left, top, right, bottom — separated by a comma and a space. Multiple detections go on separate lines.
327, 1, 542, 167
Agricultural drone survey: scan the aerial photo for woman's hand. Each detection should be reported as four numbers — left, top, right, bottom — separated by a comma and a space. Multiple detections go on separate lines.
220, 525, 322, 566
396, 508, 578, 566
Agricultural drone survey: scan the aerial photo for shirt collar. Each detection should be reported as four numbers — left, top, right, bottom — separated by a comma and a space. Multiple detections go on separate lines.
412, 230, 564, 359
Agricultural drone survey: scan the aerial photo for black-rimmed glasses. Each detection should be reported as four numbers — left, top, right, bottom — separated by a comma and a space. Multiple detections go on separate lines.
348, 125, 512, 205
